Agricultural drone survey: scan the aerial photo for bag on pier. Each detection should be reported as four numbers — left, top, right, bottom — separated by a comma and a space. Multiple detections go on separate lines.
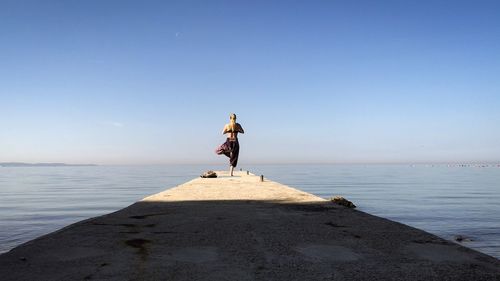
200, 170, 217, 178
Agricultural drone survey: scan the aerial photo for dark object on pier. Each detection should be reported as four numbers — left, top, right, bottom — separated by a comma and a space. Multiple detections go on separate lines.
330, 196, 356, 208
455, 235, 473, 242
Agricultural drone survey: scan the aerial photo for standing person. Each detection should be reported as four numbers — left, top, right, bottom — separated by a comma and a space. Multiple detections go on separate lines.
217, 113, 244, 176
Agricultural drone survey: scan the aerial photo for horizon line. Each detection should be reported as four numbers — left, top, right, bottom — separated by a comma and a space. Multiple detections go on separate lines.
3, 161, 499, 166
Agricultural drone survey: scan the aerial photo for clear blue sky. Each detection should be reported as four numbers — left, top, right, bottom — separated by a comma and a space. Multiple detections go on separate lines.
1, 0, 499, 164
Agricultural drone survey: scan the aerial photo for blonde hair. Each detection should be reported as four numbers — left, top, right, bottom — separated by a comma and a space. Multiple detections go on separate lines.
228, 113, 237, 131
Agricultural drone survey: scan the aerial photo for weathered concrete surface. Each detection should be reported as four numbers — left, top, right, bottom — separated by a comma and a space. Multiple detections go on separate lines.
0, 171, 499, 281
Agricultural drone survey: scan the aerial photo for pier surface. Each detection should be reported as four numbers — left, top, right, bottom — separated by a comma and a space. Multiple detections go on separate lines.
1, 171, 499, 280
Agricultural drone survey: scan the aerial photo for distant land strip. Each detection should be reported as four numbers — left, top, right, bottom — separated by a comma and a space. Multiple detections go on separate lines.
0, 162, 97, 167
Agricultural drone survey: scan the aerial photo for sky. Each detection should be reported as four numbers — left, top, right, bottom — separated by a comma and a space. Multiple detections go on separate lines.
1, 0, 499, 165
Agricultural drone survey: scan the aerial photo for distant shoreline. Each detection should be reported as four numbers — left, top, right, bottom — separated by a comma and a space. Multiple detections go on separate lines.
0, 162, 97, 167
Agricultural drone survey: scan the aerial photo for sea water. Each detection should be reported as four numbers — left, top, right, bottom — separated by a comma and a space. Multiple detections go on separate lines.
0, 164, 499, 259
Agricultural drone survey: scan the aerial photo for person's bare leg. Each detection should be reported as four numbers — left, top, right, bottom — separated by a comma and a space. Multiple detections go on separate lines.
230, 165, 234, 176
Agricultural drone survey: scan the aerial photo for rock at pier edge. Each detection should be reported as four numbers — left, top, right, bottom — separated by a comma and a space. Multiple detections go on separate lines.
0, 171, 499, 281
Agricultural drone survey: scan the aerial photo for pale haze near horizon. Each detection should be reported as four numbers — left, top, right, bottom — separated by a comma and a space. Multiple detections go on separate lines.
1, 1, 499, 165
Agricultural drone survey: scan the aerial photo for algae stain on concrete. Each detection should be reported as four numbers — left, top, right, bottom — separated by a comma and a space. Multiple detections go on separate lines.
125, 238, 151, 261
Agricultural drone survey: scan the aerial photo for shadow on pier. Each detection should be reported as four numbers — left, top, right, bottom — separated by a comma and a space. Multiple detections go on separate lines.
1, 199, 499, 281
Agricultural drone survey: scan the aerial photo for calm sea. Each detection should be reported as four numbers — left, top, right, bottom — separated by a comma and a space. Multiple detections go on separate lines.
0, 164, 499, 259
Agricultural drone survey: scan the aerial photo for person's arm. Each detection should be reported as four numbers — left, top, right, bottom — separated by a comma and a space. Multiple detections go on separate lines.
222, 124, 229, 134
237, 123, 244, 134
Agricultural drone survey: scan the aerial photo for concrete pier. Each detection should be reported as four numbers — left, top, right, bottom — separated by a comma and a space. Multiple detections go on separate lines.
0, 171, 499, 280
